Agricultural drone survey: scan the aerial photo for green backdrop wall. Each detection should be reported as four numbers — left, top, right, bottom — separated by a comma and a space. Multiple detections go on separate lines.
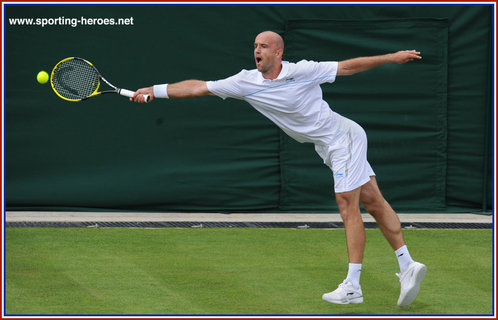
4, 4, 493, 213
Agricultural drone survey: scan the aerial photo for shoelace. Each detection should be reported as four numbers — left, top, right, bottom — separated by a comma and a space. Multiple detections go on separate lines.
396, 273, 404, 283
396, 268, 410, 282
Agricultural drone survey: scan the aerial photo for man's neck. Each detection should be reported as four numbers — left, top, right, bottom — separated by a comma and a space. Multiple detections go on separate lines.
262, 63, 283, 80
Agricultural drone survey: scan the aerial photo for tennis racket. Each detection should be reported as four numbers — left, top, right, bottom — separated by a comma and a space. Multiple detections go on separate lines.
50, 57, 149, 102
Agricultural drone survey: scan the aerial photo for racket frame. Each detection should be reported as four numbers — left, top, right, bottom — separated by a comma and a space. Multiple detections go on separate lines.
50, 57, 147, 102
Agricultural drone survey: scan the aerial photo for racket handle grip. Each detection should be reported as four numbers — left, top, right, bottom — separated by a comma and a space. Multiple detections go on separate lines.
119, 88, 150, 103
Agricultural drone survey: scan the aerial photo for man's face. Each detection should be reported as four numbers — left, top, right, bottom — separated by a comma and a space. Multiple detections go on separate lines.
254, 33, 282, 75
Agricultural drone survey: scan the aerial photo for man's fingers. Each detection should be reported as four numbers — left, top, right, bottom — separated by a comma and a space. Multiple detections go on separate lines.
396, 50, 422, 64
129, 89, 150, 103
406, 50, 422, 59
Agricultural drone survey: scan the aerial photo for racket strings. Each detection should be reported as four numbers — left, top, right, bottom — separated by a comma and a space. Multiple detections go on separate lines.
51, 58, 100, 100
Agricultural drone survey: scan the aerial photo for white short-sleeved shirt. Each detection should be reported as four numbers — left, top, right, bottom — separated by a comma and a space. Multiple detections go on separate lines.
207, 59, 375, 192
206, 60, 342, 146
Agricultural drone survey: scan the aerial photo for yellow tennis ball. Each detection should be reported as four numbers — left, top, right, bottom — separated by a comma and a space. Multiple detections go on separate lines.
37, 71, 49, 84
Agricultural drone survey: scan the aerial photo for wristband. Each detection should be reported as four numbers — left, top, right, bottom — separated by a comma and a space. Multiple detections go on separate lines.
153, 84, 169, 99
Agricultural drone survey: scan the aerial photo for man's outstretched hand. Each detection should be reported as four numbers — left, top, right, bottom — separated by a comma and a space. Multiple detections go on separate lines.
131, 86, 154, 103
391, 50, 422, 64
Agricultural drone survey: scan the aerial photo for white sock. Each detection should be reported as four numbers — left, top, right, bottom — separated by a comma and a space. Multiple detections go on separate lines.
346, 263, 362, 289
395, 245, 415, 273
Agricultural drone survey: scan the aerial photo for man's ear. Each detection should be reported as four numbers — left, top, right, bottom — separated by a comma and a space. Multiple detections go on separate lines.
276, 48, 284, 59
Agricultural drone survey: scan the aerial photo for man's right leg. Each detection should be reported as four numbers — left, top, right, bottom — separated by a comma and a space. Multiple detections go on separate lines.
322, 187, 365, 305
336, 188, 364, 265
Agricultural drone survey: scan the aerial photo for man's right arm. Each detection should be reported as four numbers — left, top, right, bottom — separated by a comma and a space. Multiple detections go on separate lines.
167, 80, 215, 98
131, 80, 214, 103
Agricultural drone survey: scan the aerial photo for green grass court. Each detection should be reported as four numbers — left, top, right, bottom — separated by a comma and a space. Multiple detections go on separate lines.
5, 228, 494, 315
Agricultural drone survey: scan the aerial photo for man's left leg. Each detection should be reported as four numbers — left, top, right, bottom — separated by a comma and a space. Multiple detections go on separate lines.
360, 176, 427, 307
359, 177, 404, 250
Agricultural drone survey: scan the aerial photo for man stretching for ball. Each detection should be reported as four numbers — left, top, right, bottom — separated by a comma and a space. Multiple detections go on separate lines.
131, 31, 427, 307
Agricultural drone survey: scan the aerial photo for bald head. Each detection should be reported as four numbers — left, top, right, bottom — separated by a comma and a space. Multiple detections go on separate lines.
255, 31, 284, 51
254, 31, 284, 79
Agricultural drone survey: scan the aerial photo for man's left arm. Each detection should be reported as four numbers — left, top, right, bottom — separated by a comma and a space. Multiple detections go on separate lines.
337, 50, 422, 76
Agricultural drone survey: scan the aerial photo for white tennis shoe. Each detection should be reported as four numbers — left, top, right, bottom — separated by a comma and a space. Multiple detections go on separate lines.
396, 261, 427, 307
322, 280, 363, 304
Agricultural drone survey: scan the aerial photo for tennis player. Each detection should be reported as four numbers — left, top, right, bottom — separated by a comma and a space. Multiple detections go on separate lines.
132, 31, 427, 307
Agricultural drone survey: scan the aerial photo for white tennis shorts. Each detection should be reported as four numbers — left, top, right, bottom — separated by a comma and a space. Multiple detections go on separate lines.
315, 114, 375, 193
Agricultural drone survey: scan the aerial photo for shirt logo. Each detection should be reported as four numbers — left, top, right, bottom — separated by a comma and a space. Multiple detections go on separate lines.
285, 77, 295, 82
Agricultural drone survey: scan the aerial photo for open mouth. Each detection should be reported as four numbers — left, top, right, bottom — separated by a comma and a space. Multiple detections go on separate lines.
256, 57, 262, 64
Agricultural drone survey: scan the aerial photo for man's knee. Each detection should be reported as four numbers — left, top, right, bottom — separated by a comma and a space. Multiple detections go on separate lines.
361, 193, 385, 214
359, 180, 385, 213
336, 190, 361, 221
